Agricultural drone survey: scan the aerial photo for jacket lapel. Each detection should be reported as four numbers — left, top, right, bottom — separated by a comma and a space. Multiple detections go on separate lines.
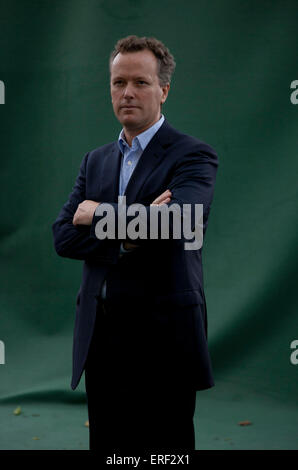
123, 120, 174, 205
98, 144, 122, 203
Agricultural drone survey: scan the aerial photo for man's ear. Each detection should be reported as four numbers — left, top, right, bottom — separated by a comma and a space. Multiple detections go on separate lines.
161, 83, 170, 104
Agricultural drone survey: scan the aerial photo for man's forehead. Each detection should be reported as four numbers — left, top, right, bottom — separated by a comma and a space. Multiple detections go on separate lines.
110, 50, 158, 74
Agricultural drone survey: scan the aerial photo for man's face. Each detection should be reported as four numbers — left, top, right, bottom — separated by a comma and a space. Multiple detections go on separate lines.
110, 49, 170, 135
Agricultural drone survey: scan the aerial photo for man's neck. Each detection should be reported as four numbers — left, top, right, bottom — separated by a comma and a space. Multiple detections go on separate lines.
123, 115, 162, 147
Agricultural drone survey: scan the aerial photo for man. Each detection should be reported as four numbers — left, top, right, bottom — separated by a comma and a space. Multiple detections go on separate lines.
52, 35, 218, 451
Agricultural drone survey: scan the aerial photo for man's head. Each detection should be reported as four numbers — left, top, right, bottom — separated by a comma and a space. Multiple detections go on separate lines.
109, 35, 176, 140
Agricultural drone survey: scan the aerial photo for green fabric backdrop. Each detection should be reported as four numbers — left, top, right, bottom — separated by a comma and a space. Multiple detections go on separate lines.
0, 0, 297, 450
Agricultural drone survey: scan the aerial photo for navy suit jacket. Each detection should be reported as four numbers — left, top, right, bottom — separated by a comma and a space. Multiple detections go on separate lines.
52, 119, 219, 391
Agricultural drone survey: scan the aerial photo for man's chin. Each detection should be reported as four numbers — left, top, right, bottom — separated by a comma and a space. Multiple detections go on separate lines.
119, 116, 142, 129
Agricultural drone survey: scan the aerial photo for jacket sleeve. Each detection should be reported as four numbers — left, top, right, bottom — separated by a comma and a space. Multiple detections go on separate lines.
52, 152, 118, 262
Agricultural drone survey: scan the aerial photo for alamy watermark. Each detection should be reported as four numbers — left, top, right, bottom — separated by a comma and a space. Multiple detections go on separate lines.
0, 81, 4, 104
290, 80, 298, 104
0, 340, 5, 364
94, 196, 203, 250
290, 339, 298, 365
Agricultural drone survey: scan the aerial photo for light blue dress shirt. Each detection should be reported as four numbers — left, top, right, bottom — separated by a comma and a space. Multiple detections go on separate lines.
101, 114, 165, 299
118, 114, 165, 196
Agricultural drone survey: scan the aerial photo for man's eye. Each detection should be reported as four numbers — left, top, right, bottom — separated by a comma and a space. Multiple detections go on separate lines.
114, 81, 123, 85
137, 81, 147, 85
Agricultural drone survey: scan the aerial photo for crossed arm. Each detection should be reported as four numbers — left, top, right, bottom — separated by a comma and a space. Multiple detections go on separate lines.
53, 144, 218, 260
72, 190, 172, 250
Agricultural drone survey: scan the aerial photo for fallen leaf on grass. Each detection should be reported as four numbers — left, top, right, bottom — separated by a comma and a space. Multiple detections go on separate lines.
32, 437, 40, 440
238, 420, 252, 426
84, 420, 89, 427
13, 406, 22, 415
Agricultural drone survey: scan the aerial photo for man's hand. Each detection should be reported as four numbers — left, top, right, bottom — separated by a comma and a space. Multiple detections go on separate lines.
123, 189, 172, 250
73, 200, 100, 226
150, 189, 172, 206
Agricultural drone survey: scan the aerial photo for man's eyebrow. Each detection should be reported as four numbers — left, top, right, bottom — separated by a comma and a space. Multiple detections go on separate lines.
111, 75, 150, 81
134, 76, 149, 80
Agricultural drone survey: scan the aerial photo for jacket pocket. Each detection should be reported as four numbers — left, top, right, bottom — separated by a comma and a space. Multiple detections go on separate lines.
154, 289, 203, 307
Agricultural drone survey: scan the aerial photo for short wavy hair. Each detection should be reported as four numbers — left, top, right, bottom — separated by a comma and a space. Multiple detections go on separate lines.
109, 35, 176, 86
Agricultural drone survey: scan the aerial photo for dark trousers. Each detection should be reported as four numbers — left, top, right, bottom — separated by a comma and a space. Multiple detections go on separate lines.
84, 301, 197, 452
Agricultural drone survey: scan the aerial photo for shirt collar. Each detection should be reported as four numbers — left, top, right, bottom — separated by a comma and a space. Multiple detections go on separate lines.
118, 114, 165, 154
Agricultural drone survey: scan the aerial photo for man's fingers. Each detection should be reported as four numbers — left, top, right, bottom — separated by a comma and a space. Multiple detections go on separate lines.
151, 197, 171, 206
151, 189, 172, 205
72, 209, 79, 225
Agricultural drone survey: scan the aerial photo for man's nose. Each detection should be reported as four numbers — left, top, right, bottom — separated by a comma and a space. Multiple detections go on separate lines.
123, 83, 135, 98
